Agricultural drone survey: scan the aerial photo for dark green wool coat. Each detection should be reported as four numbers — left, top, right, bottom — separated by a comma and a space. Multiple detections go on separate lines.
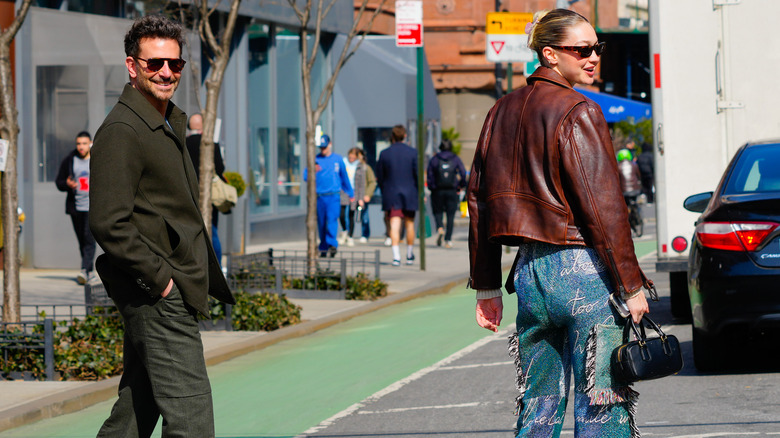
90, 84, 234, 316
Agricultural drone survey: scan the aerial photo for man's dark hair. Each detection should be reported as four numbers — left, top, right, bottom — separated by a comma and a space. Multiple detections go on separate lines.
440, 139, 453, 152
391, 125, 406, 143
76, 131, 92, 141
124, 15, 186, 58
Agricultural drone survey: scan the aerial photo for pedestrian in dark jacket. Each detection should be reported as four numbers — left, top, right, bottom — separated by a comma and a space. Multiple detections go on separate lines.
55, 131, 96, 284
637, 142, 655, 203
376, 124, 418, 266
426, 140, 466, 248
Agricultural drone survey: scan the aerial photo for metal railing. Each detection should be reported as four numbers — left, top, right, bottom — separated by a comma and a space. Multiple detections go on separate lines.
0, 319, 55, 381
227, 248, 381, 295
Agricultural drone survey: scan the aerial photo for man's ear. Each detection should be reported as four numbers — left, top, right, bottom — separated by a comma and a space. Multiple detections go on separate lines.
126, 56, 138, 79
541, 46, 558, 67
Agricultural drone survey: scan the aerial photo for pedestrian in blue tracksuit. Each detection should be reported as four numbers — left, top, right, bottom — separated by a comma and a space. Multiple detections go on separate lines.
304, 134, 354, 257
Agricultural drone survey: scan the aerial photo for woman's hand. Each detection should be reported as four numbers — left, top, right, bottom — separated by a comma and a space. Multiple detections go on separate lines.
476, 297, 503, 332
626, 292, 649, 324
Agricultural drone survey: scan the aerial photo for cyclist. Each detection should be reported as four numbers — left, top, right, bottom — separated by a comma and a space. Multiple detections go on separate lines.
617, 148, 642, 204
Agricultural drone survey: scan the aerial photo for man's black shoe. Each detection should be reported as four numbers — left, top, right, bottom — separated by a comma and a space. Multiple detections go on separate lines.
328, 247, 338, 258
320, 251, 327, 258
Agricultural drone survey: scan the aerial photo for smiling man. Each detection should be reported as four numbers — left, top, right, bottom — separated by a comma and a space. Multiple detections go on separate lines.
90, 15, 234, 438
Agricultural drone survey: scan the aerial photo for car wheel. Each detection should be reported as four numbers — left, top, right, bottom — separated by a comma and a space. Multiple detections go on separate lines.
669, 271, 692, 322
692, 328, 720, 372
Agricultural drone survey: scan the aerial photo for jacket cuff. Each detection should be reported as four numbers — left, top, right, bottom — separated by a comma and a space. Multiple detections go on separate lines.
476, 289, 503, 300
621, 286, 644, 300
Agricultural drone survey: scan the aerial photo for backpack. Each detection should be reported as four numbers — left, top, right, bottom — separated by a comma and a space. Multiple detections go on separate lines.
434, 156, 457, 189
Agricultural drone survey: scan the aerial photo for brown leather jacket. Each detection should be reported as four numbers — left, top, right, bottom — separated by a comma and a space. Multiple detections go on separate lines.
467, 67, 645, 297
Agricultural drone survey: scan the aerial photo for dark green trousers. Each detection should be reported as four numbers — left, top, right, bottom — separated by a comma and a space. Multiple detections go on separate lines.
97, 284, 214, 438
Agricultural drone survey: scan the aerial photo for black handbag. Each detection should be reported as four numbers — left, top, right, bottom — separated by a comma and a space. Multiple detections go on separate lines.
611, 315, 683, 383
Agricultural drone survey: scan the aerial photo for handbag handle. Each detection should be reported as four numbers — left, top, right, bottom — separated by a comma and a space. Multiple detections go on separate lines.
623, 315, 668, 345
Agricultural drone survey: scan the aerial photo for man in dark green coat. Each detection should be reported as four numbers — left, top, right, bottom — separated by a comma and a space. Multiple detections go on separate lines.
89, 15, 234, 438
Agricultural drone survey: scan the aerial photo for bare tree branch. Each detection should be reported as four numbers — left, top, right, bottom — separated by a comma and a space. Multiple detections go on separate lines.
0, 0, 32, 46
315, 0, 387, 111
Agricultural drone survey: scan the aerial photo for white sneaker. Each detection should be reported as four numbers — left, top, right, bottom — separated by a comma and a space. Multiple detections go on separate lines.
338, 231, 348, 244
384, 237, 392, 246
445, 241, 453, 249
77, 270, 88, 285
347, 237, 355, 247
359, 236, 368, 244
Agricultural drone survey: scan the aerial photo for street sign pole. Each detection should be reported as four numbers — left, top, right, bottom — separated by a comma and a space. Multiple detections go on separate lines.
417, 46, 425, 271
396, 0, 425, 270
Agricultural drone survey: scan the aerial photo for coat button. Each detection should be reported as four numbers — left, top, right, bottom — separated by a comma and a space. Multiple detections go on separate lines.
137, 278, 143, 284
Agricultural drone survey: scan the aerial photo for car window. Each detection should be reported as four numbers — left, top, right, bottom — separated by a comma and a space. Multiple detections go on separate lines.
724, 145, 780, 194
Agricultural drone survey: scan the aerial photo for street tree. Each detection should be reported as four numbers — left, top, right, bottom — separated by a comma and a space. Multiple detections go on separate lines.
192, 0, 243, 234
0, 0, 33, 324
288, 0, 388, 262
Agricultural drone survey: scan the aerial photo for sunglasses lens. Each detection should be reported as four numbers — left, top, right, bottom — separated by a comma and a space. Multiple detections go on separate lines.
169, 59, 186, 72
145, 59, 164, 71
594, 42, 605, 56
578, 47, 593, 57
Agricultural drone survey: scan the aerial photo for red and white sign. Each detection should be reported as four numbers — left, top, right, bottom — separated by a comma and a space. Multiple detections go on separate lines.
396, 1, 423, 47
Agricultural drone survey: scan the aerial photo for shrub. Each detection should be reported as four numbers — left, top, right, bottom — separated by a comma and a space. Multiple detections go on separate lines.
346, 272, 388, 300
282, 268, 341, 291
54, 310, 124, 380
0, 309, 124, 381
223, 171, 246, 197
210, 292, 302, 331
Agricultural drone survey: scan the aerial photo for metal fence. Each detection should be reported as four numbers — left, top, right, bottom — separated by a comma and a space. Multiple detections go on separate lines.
227, 248, 381, 296
0, 319, 55, 381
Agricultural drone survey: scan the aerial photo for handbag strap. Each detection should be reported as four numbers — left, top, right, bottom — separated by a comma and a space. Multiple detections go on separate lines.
640, 268, 659, 301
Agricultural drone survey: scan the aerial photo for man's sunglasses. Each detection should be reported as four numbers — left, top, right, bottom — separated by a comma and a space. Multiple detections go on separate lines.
549, 42, 606, 58
134, 57, 187, 73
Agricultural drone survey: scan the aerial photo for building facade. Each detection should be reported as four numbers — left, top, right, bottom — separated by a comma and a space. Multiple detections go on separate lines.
9, 1, 439, 268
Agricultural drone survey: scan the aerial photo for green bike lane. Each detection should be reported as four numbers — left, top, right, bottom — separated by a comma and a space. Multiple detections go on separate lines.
0, 240, 656, 438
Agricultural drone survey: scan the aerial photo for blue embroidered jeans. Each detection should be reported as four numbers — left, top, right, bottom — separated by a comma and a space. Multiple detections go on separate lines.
510, 242, 637, 438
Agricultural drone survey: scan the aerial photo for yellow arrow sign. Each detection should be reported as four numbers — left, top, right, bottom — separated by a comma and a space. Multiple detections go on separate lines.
486, 12, 534, 35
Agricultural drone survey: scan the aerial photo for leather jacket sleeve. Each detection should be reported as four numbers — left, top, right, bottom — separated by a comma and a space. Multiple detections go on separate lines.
558, 103, 644, 296
467, 104, 504, 291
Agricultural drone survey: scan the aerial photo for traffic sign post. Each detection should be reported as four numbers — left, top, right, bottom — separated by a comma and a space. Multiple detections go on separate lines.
396, 1, 423, 47
485, 12, 534, 63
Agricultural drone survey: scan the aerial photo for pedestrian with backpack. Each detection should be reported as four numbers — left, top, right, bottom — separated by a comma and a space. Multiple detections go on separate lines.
427, 139, 467, 248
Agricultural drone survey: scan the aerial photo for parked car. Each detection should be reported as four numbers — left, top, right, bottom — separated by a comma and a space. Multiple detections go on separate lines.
684, 141, 780, 371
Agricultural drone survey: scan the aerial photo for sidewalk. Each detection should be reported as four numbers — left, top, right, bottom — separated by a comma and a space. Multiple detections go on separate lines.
0, 224, 476, 433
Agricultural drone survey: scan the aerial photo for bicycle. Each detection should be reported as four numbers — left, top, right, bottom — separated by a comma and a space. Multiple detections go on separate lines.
625, 193, 644, 237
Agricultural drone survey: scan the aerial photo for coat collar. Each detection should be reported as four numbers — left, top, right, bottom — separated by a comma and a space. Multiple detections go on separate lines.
117, 83, 187, 145
527, 66, 574, 90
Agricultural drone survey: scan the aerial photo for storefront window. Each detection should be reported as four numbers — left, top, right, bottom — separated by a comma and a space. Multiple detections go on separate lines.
247, 23, 272, 214
276, 29, 303, 212
36, 66, 89, 183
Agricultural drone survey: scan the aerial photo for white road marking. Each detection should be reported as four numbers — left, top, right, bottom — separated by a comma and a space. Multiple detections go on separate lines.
669, 434, 759, 438
296, 326, 516, 437
358, 401, 508, 414
438, 360, 514, 370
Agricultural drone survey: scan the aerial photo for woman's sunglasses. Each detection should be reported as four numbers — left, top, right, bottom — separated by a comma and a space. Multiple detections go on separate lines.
134, 57, 187, 73
549, 42, 606, 58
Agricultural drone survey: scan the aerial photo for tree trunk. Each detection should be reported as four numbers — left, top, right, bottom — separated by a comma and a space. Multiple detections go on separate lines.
198, 72, 224, 235
0, 42, 20, 321
0, 0, 32, 323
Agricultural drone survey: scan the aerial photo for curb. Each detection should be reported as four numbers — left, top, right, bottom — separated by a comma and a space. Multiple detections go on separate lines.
0, 272, 471, 433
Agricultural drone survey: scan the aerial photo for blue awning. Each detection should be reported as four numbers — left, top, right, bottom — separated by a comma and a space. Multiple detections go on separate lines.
575, 88, 652, 123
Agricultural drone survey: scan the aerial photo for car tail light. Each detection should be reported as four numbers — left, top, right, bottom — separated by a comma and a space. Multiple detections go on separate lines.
695, 222, 779, 251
